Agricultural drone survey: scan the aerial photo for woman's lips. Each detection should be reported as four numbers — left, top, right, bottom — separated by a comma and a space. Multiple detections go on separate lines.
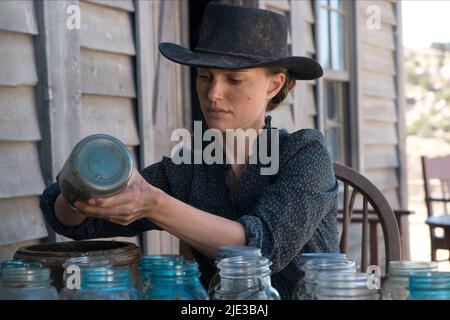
206, 109, 231, 118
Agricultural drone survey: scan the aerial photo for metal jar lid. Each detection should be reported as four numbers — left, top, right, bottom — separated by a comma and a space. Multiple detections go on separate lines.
58, 134, 133, 204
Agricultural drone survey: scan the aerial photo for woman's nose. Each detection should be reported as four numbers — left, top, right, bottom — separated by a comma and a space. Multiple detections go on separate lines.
207, 79, 224, 101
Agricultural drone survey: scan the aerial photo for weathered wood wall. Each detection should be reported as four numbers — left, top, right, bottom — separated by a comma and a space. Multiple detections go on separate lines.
141, 0, 191, 254
0, 0, 48, 259
77, 0, 140, 245
358, 0, 402, 210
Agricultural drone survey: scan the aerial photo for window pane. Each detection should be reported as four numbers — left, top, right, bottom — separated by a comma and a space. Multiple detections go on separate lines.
330, 0, 342, 10
330, 11, 345, 70
326, 127, 341, 162
326, 82, 339, 122
320, 8, 330, 69
324, 81, 347, 164
320, 0, 329, 6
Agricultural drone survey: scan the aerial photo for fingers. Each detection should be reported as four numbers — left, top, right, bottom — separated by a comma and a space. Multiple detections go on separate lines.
74, 201, 134, 217
87, 190, 131, 208
74, 201, 146, 226
108, 211, 148, 226
88, 170, 145, 208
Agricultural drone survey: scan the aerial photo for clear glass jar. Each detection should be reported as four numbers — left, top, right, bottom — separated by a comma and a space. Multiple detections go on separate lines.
72, 266, 139, 300
0, 266, 59, 300
315, 273, 380, 300
143, 261, 208, 300
407, 272, 450, 300
292, 252, 347, 300
208, 245, 262, 298
59, 256, 113, 300
212, 256, 280, 300
137, 254, 183, 297
293, 257, 356, 300
381, 261, 438, 300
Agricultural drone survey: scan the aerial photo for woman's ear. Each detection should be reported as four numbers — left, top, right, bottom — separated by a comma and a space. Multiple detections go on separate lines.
266, 73, 286, 100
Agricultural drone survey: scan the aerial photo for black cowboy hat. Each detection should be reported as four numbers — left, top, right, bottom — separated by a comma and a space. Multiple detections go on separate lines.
159, 2, 323, 80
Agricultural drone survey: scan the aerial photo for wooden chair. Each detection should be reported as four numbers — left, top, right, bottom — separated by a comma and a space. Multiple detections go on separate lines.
334, 163, 402, 274
421, 155, 450, 261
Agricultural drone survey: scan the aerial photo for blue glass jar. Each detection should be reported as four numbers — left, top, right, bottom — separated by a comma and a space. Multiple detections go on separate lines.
143, 261, 208, 300
381, 261, 438, 300
292, 253, 348, 300
208, 245, 262, 298
293, 257, 356, 300
408, 272, 450, 300
1, 259, 43, 275
60, 256, 113, 300
0, 266, 59, 300
315, 273, 380, 300
57, 134, 133, 207
72, 266, 139, 300
212, 256, 280, 300
137, 254, 184, 297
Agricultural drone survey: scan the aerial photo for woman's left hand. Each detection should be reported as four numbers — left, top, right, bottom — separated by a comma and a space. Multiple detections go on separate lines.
74, 168, 162, 226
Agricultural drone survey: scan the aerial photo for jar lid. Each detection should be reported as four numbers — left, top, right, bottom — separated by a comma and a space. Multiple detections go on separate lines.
388, 261, 438, 277
72, 134, 133, 197
299, 252, 347, 265
216, 245, 262, 262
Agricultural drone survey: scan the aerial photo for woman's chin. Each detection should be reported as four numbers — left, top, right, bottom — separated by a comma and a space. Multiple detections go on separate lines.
205, 119, 231, 132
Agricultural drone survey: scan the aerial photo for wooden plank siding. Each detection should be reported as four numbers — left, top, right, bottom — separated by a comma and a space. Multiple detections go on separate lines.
357, 0, 401, 209
357, 0, 408, 259
0, 0, 48, 251
0, 30, 38, 87
80, 2, 135, 55
0, 86, 41, 142
138, 0, 191, 255
78, 0, 140, 246
84, 0, 134, 12
0, 0, 38, 35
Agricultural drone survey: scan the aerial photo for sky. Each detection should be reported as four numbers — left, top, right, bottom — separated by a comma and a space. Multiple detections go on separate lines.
402, 0, 450, 50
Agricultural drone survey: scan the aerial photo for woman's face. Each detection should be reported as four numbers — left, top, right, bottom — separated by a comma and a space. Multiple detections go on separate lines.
196, 67, 285, 132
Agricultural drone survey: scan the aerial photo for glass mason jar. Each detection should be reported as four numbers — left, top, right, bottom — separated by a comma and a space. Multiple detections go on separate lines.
315, 273, 380, 300
292, 253, 347, 300
0, 266, 59, 300
72, 266, 139, 300
1, 260, 43, 276
407, 272, 450, 300
208, 245, 262, 298
381, 261, 438, 300
59, 256, 113, 300
212, 256, 280, 300
57, 134, 133, 207
293, 257, 356, 300
137, 254, 184, 297
143, 260, 208, 300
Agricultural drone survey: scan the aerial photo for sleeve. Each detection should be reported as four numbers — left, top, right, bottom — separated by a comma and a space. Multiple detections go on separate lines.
39, 161, 170, 240
238, 129, 338, 272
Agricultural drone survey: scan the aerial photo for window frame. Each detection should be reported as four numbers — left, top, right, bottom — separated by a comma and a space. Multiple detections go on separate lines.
314, 0, 360, 168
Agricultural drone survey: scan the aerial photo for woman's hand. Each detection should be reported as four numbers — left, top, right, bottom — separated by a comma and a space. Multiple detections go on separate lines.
74, 168, 163, 226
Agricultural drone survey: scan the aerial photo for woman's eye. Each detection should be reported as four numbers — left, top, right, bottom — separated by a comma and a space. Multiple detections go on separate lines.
228, 78, 242, 84
198, 75, 210, 80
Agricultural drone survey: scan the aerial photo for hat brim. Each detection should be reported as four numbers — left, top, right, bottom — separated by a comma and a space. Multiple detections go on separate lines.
159, 43, 323, 80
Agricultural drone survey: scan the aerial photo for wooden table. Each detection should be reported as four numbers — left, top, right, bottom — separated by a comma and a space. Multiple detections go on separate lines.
426, 215, 450, 249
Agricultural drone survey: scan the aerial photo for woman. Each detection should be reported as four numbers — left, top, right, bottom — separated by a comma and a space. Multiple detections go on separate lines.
40, 3, 339, 299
